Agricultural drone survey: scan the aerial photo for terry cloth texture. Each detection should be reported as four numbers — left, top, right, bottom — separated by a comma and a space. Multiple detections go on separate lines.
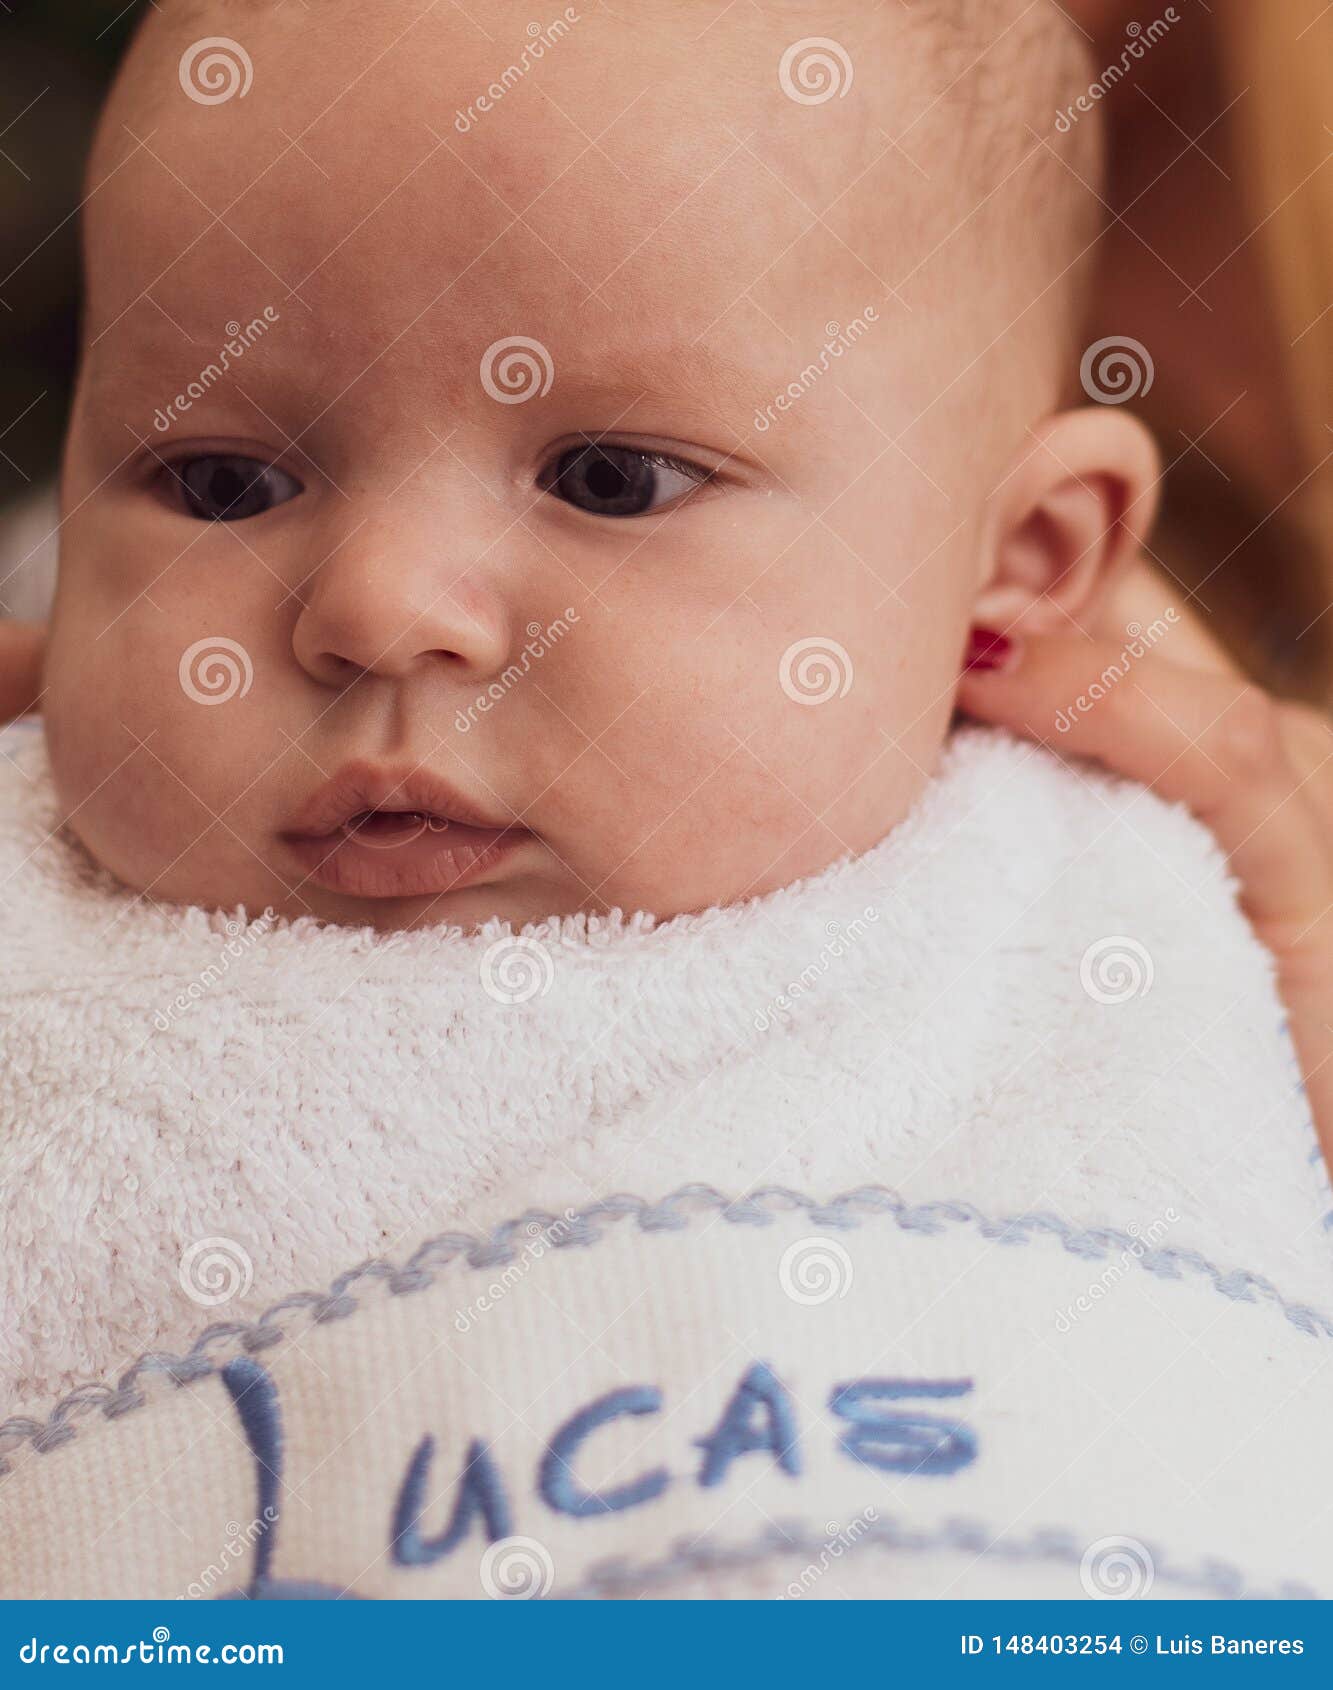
0, 719, 1329, 1596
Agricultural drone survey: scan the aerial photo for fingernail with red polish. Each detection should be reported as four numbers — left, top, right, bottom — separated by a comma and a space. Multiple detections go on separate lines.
965, 628, 1017, 673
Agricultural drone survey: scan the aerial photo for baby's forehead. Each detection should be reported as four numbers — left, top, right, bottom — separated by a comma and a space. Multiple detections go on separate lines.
91, 4, 941, 345
84, 0, 1090, 444
101, 0, 970, 242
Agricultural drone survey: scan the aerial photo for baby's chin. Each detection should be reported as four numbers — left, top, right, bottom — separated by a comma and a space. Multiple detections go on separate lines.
45, 725, 867, 935
54, 811, 592, 939
59, 818, 596, 934
55, 804, 778, 934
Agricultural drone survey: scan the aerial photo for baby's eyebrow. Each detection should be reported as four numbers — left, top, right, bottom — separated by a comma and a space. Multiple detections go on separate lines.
77, 325, 320, 416
581, 338, 765, 402
78, 315, 787, 439
546, 339, 778, 430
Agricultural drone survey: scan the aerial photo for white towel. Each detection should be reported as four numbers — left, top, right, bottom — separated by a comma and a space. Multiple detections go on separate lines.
0, 716, 1325, 1413
5, 715, 1333, 1603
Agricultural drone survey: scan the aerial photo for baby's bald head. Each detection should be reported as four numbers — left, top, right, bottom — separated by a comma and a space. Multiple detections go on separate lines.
104, 0, 1102, 430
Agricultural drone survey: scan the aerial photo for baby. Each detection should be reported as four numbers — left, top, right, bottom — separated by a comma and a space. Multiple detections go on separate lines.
41, 0, 1156, 933
4, 0, 1331, 1601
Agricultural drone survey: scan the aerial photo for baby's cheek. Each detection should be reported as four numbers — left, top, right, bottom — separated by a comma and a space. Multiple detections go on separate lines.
626, 644, 946, 908
575, 692, 835, 913
45, 612, 234, 874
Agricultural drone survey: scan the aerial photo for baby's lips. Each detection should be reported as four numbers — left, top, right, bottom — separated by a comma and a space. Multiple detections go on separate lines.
283, 814, 524, 900
283, 758, 517, 839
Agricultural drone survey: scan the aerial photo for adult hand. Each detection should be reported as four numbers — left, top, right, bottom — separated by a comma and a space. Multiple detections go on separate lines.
0, 620, 44, 722
958, 559, 1333, 1172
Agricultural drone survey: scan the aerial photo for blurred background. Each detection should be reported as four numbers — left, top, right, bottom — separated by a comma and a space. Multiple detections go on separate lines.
2, 2, 142, 494
1, 0, 142, 614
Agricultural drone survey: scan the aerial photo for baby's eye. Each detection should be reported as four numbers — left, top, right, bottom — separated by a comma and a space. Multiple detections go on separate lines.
167, 455, 303, 522
542, 443, 707, 518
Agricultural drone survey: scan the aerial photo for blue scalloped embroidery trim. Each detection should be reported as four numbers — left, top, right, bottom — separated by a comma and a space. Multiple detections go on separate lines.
4, 1182, 1332, 1472
561, 1516, 1319, 1602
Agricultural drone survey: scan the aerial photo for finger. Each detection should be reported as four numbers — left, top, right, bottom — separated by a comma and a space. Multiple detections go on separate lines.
0, 621, 45, 722
958, 633, 1332, 932
1081, 556, 1241, 679
1280, 702, 1333, 777
1091, 564, 1333, 823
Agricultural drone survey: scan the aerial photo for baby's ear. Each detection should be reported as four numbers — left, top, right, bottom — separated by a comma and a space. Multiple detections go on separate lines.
972, 409, 1160, 635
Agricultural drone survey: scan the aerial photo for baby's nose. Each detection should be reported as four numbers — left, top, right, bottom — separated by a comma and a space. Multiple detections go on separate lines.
291, 553, 511, 687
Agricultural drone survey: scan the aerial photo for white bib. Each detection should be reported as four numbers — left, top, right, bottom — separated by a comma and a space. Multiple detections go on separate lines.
2, 720, 1329, 1598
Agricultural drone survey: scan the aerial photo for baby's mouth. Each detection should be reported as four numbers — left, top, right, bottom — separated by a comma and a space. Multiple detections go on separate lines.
340, 808, 454, 849
282, 763, 529, 900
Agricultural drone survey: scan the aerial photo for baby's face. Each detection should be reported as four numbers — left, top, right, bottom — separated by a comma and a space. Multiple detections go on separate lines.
46, 1, 1027, 930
